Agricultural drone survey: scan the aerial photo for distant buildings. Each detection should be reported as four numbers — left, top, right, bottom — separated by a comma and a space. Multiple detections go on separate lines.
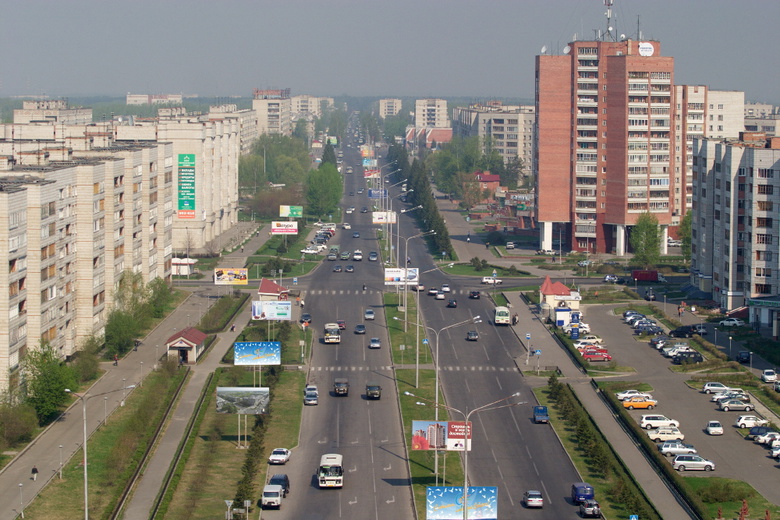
452, 102, 535, 168
378, 98, 402, 119
414, 98, 449, 128
126, 93, 184, 105
253, 88, 292, 136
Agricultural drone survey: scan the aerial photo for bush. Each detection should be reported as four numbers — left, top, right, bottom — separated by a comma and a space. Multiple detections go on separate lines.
698, 480, 754, 503
485, 230, 505, 246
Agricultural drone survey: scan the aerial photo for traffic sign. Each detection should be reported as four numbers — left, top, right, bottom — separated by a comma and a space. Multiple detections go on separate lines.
293, 277, 298, 285
629, 516, 639, 520
534, 349, 542, 356
492, 269, 497, 277
526, 333, 531, 340
423, 339, 429, 344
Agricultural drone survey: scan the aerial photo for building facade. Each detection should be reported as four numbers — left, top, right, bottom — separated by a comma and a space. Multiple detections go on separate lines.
378, 99, 402, 119
535, 39, 676, 255
208, 104, 259, 155
414, 99, 449, 128
252, 88, 292, 136
452, 102, 535, 169
126, 93, 184, 105
691, 134, 780, 316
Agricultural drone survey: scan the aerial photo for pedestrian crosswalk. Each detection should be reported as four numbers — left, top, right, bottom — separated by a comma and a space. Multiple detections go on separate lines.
310, 365, 521, 372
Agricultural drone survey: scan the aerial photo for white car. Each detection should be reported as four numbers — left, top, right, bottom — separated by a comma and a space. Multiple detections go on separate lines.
580, 334, 604, 344
641, 415, 680, 430
301, 247, 320, 254
563, 322, 591, 334
364, 309, 375, 320
441, 284, 451, 293
770, 445, 780, 459
736, 415, 769, 429
268, 448, 292, 464
705, 421, 724, 436
435, 291, 446, 300
369, 337, 381, 349
615, 389, 653, 402
718, 318, 745, 327
755, 431, 780, 445
647, 427, 685, 442
761, 369, 777, 383
573, 340, 600, 351
342, 223, 352, 230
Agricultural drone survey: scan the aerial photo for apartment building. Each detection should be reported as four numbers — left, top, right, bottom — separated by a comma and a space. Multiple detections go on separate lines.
691, 134, 780, 318
13, 99, 92, 125
673, 87, 744, 229
536, 39, 676, 255
252, 88, 292, 136
452, 102, 535, 169
378, 98, 402, 119
291, 95, 334, 120
0, 140, 174, 391
126, 93, 184, 105
414, 99, 449, 128
208, 104, 259, 155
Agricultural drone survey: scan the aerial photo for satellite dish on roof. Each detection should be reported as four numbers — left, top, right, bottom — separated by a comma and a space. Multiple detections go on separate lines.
563, 45, 571, 54
541, 45, 547, 54
620, 33, 626, 40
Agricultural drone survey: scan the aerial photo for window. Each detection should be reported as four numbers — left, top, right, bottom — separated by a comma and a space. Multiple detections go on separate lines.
754, 283, 772, 295
757, 185, 774, 195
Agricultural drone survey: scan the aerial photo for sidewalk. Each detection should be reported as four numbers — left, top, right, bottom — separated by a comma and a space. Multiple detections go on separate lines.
0, 222, 267, 520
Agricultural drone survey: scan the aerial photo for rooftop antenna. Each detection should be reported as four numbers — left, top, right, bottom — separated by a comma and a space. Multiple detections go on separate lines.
604, 0, 616, 42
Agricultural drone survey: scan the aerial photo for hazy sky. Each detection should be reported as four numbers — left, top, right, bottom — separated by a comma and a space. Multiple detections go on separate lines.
2, 0, 778, 103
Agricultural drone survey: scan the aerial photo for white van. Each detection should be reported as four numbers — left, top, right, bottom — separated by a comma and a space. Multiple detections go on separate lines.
261, 484, 284, 509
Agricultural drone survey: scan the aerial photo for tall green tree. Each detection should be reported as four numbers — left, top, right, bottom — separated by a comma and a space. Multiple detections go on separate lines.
678, 211, 692, 263
105, 309, 141, 356
321, 143, 337, 167
293, 119, 308, 141
630, 212, 661, 268
306, 163, 342, 216
22, 343, 77, 424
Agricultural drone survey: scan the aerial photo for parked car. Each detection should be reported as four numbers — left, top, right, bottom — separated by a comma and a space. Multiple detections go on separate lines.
580, 334, 604, 344
303, 389, 319, 405
702, 382, 731, 394
268, 473, 290, 497
650, 335, 671, 348
705, 421, 724, 435
761, 369, 777, 383
623, 396, 658, 410
641, 415, 680, 430
659, 441, 697, 457
736, 351, 752, 363
573, 340, 601, 350
582, 350, 612, 362
268, 448, 292, 465
673, 454, 715, 472
670, 326, 695, 338
603, 274, 619, 283
579, 499, 602, 518
718, 399, 753, 412
570, 482, 595, 504
711, 390, 749, 403
754, 431, 780, 445
736, 415, 769, 429
673, 352, 704, 364
647, 427, 685, 442
747, 425, 774, 440
522, 490, 544, 508
616, 389, 653, 401
563, 322, 591, 334
719, 318, 746, 327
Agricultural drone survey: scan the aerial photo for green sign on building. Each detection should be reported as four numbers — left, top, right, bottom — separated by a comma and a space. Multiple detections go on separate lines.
178, 154, 196, 219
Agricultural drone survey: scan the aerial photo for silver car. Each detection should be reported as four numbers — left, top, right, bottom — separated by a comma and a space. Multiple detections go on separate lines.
718, 399, 753, 412
659, 441, 697, 457
673, 454, 715, 472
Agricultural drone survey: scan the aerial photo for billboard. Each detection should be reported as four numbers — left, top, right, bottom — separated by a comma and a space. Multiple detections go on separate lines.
363, 158, 377, 168
279, 205, 303, 218
368, 189, 387, 200
216, 387, 270, 414
411, 420, 471, 450
426, 486, 497, 520
327, 136, 338, 146
384, 268, 419, 286
214, 268, 248, 285
233, 341, 281, 366
177, 153, 196, 219
364, 168, 380, 179
271, 221, 299, 235
372, 211, 397, 224
251, 301, 292, 321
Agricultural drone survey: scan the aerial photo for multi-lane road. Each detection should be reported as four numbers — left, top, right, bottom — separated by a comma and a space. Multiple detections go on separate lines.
265, 131, 581, 519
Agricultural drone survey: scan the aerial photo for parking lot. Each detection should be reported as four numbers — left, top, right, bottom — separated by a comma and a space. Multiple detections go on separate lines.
582, 303, 780, 504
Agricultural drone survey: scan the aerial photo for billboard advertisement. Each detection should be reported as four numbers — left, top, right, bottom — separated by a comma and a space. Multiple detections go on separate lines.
368, 189, 387, 200
364, 168, 380, 179
426, 486, 498, 520
233, 341, 281, 366
279, 205, 303, 218
411, 420, 471, 450
384, 268, 419, 286
177, 153, 196, 219
214, 268, 248, 285
216, 387, 270, 415
271, 221, 299, 235
251, 301, 292, 321
372, 211, 397, 224
362, 158, 377, 168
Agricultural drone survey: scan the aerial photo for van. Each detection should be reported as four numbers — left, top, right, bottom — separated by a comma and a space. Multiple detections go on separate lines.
334, 378, 349, 396
261, 485, 284, 509
571, 482, 594, 504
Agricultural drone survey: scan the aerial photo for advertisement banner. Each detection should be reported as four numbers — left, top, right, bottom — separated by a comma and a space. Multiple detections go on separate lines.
411, 420, 471, 450
327, 136, 338, 146
214, 268, 248, 285
177, 153, 196, 219
368, 189, 387, 200
384, 268, 419, 287
372, 211, 397, 224
216, 387, 270, 415
362, 158, 378, 168
279, 205, 303, 218
271, 221, 299, 235
364, 168, 380, 179
251, 301, 292, 321
360, 146, 373, 157
426, 486, 497, 520
233, 341, 281, 366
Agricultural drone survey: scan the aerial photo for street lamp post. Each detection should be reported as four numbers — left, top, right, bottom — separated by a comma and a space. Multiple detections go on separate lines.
65, 384, 136, 520
401, 228, 434, 331
404, 391, 525, 520
729, 336, 733, 359
59, 444, 63, 479
19, 482, 24, 519
394, 315, 481, 482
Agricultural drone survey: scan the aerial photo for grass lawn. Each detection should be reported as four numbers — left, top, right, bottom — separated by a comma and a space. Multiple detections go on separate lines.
685, 477, 779, 520
384, 292, 430, 368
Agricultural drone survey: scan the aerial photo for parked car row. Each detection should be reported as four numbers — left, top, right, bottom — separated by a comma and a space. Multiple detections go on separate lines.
634, 414, 716, 471
646, 335, 705, 365
623, 310, 663, 336
700, 382, 755, 412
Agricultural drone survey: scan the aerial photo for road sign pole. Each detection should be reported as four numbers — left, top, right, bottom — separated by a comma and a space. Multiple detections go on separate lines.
525, 333, 531, 365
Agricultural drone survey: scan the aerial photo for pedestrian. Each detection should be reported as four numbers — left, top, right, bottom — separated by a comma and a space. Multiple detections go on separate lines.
241, 246, 244, 253
485, 242, 490, 250
466, 236, 470, 242
300, 300, 305, 309
363, 284, 366, 291
113, 354, 118, 366
296, 296, 301, 306
230, 323, 236, 332
32, 466, 38, 481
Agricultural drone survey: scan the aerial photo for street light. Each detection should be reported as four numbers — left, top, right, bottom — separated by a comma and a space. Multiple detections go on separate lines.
394, 315, 481, 482
401, 229, 435, 330
19, 482, 24, 519
65, 384, 136, 520
729, 336, 733, 359
404, 391, 525, 520
59, 444, 63, 479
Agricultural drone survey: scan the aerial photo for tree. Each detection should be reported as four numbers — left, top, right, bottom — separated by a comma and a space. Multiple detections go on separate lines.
22, 343, 77, 424
147, 277, 174, 318
105, 309, 141, 357
678, 211, 692, 263
630, 212, 661, 268
321, 142, 337, 167
306, 163, 342, 216
293, 118, 308, 141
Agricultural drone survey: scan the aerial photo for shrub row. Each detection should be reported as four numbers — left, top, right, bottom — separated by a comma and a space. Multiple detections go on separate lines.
199, 291, 250, 334
547, 376, 661, 520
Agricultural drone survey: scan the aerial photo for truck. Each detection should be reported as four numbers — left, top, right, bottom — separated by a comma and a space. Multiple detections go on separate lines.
333, 378, 349, 396
533, 405, 549, 423
631, 270, 667, 283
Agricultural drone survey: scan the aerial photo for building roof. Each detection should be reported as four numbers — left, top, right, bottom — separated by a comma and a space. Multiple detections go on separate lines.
166, 326, 207, 346
258, 277, 289, 296
474, 171, 500, 183
540, 275, 572, 296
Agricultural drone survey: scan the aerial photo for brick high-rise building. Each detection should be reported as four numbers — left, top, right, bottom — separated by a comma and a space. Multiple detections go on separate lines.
535, 39, 676, 255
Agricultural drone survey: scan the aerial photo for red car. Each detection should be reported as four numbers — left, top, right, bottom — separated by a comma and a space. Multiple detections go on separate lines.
582, 351, 613, 362
336, 319, 346, 330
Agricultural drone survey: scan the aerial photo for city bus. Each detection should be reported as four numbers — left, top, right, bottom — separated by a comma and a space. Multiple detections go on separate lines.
324, 323, 341, 344
318, 453, 344, 488
494, 306, 511, 325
